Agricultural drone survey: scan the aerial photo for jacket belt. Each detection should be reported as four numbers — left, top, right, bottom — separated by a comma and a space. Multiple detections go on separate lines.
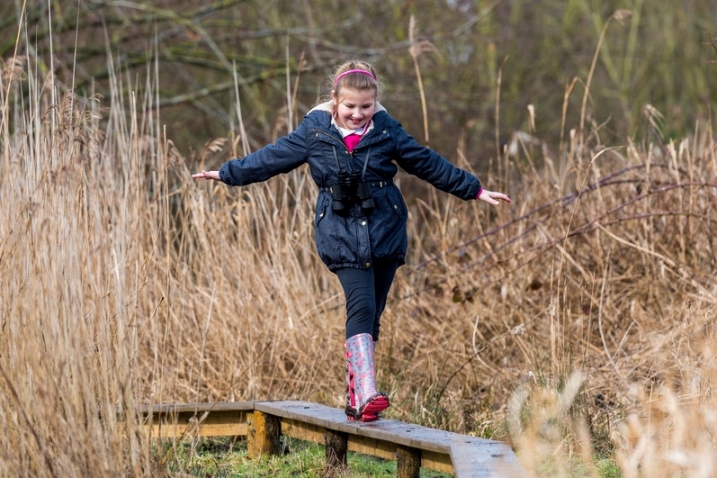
320, 179, 392, 192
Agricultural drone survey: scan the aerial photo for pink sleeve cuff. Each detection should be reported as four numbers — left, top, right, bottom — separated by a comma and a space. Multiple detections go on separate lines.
475, 188, 482, 200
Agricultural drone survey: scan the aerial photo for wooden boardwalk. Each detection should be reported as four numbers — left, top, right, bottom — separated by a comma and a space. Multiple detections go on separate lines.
139, 400, 524, 478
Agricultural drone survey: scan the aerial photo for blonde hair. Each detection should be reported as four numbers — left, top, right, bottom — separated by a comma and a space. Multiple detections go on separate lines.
331, 60, 381, 99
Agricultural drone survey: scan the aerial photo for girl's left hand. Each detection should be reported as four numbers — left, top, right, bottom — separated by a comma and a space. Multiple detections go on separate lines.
192, 170, 221, 181
477, 189, 511, 205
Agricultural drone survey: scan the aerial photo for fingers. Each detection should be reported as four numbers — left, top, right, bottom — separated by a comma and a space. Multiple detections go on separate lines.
493, 193, 511, 203
192, 170, 220, 181
478, 189, 511, 205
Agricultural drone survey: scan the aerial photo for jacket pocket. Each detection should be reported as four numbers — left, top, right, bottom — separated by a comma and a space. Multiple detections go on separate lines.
385, 186, 408, 220
314, 194, 357, 268
315, 196, 329, 228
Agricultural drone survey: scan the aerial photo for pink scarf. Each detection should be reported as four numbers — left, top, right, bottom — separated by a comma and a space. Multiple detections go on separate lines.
344, 132, 362, 152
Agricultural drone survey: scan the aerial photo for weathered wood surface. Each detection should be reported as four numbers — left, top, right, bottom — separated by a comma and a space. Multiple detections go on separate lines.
247, 410, 281, 459
137, 400, 525, 477
138, 401, 255, 415
138, 401, 254, 438
256, 401, 525, 478
449, 438, 523, 478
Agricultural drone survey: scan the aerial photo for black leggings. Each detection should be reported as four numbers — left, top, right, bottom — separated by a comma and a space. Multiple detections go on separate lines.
336, 260, 400, 341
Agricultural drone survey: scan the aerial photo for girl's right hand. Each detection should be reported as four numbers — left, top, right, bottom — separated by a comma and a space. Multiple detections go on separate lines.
192, 170, 221, 181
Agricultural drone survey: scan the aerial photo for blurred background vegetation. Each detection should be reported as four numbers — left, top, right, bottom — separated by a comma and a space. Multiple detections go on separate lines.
3, 0, 715, 167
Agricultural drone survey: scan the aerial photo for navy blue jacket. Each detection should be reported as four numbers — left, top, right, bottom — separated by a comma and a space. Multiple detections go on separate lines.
219, 105, 481, 271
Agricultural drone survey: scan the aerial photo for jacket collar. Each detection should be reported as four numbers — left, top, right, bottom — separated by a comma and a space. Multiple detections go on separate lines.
306, 104, 390, 134
308, 100, 387, 116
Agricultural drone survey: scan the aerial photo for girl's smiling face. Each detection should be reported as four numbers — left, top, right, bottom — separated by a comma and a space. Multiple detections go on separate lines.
332, 88, 376, 131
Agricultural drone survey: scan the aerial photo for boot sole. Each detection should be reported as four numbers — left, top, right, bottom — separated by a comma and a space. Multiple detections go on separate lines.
361, 394, 390, 416
345, 394, 390, 422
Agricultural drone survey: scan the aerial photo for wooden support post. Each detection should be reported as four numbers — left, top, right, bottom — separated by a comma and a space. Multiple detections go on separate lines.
396, 446, 421, 478
247, 411, 281, 459
324, 429, 348, 475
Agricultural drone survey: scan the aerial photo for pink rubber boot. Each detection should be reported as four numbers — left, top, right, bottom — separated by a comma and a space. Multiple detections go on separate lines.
346, 343, 382, 421
344, 333, 389, 421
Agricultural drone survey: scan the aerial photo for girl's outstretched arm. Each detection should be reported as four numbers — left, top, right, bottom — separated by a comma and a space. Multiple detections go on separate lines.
192, 170, 221, 181
477, 189, 511, 205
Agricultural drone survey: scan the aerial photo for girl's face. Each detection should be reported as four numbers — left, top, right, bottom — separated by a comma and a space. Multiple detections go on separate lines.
332, 87, 376, 130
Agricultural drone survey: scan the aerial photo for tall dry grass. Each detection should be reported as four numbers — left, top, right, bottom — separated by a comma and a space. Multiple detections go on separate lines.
2, 23, 717, 478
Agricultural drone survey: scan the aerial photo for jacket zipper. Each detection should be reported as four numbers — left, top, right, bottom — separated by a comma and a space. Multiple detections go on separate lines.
314, 129, 348, 152
314, 128, 384, 155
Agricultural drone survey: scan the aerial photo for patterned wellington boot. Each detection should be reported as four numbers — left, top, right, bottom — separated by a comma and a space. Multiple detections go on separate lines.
345, 350, 381, 421
344, 333, 389, 421
345, 339, 382, 421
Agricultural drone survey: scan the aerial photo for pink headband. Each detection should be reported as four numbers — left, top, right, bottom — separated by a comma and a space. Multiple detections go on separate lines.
334, 69, 376, 86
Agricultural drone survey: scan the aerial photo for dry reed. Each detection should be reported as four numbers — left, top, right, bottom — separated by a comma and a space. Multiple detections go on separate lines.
2, 18, 717, 478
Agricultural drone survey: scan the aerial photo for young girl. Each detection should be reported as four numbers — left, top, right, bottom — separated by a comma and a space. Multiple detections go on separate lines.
193, 60, 510, 422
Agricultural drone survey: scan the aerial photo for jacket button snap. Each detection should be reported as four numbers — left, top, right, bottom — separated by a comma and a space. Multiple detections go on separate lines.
366, 262, 371, 268
320, 213, 324, 217
393, 205, 398, 209
361, 220, 366, 226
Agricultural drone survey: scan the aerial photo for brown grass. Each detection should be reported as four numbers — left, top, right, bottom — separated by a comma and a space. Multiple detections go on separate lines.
1, 23, 717, 478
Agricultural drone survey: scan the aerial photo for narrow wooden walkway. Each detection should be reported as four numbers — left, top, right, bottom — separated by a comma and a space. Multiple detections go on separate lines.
139, 400, 524, 477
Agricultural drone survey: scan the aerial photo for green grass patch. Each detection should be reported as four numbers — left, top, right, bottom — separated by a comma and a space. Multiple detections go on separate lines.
163, 437, 453, 477
161, 436, 623, 477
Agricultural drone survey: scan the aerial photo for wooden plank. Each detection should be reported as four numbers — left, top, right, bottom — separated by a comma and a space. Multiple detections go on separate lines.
139, 400, 525, 477
265, 402, 456, 474
247, 411, 281, 459
421, 450, 454, 474
144, 420, 248, 438
138, 401, 254, 416
257, 401, 525, 478
282, 418, 326, 443
347, 434, 399, 461
255, 401, 452, 454
141, 404, 252, 439
449, 438, 524, 478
